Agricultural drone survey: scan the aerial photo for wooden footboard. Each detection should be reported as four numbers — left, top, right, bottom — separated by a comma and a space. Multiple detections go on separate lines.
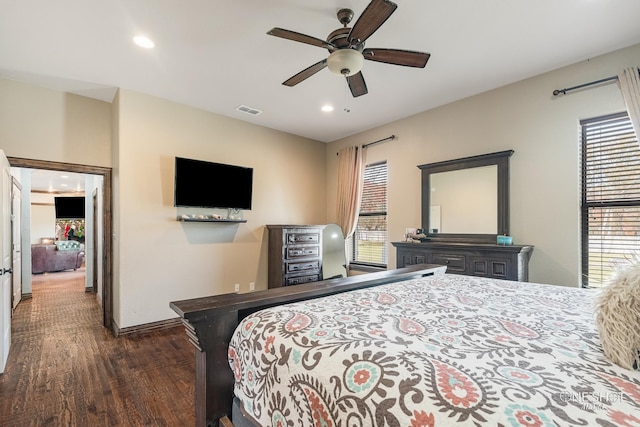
170, 264, 446, 427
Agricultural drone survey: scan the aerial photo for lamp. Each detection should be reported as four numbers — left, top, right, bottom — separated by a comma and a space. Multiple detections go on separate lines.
327, 49, 364, 77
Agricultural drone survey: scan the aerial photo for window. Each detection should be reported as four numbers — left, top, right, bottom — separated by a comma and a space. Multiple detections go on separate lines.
350, 161, 388, 267
581, 112, 640, 288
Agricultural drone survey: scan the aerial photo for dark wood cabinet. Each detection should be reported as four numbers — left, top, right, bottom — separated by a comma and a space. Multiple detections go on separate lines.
392, 241, 533, 281
267, 225, 324, 288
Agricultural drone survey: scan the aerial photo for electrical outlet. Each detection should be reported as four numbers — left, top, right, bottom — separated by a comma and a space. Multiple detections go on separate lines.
234, 283, 240, 293
249, 282, 255, 291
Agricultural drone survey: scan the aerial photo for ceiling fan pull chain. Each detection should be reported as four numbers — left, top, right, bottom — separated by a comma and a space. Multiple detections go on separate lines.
343, 75, 351, 113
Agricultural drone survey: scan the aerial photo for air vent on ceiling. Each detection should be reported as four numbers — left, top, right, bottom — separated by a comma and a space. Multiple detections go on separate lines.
236, 105, 262, 116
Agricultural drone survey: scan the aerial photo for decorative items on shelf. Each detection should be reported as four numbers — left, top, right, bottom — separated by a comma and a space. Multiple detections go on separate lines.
227, 208, 242, 221
405, 228, 429, 243
177, 213, 247, 223
180, 214, 224, 220
179, 208, 245, 221
497, 235, 513, 245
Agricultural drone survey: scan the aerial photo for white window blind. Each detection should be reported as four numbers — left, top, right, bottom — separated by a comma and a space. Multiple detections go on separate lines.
581, 112, 640, 288
351, 162, 388, 266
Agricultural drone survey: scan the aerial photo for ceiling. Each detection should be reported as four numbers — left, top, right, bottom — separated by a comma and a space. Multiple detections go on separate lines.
28, 169, 85, 194
2, 1, 640, 143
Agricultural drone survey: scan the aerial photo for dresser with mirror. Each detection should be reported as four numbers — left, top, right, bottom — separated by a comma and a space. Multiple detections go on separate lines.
392, 150, 533, 282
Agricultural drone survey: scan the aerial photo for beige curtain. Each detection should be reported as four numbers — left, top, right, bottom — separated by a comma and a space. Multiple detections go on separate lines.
336, 146, 367, 261
617, 67, 640, 144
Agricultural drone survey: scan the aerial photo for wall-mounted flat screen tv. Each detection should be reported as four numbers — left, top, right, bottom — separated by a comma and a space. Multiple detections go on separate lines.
174, 157, 253, 210
54, 196, 85, 219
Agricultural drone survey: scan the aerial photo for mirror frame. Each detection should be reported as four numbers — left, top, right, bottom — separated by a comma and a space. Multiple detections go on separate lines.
418, 150, 514, 243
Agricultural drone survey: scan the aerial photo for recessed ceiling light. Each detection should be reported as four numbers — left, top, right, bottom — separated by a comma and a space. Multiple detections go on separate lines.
321, 105, 334, 112
60, 183, 68, 187
133, 36, 155, 49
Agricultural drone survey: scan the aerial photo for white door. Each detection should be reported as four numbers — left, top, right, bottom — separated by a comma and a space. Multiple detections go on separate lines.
0, 150, 12, 373
11, 178, 21, 311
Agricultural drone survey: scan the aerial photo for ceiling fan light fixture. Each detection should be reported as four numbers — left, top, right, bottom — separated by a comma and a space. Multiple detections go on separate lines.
327, 49, 364, 77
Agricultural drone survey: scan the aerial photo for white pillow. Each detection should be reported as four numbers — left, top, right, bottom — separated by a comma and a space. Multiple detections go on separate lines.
595, 259, 640, 370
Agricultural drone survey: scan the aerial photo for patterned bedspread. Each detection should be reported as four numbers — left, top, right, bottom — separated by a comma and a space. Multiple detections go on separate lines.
228, 274, 640, 426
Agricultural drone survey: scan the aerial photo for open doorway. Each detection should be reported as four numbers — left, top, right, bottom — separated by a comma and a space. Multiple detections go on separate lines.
29, 172, 95, 298
7, 157, 112, 330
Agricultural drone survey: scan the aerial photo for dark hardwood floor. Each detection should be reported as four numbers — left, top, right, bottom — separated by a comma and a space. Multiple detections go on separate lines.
0, 268, 196, 426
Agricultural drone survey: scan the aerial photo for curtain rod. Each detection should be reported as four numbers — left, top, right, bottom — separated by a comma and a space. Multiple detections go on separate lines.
336, 135, 396, 155
552, 76, 617, 96
552, 67, 639, 96
363, 135, 396, 148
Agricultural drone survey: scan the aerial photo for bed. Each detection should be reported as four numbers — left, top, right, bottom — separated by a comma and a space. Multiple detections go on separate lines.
171, 265, 640, 426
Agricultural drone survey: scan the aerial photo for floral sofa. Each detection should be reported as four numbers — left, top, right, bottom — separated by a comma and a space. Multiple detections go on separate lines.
31, 241, 85, 274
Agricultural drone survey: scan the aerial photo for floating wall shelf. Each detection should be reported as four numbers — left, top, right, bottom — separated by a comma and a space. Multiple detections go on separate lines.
177, 217, 247, 223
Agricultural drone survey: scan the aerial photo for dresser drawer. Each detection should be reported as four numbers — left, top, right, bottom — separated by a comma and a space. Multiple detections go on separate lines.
286, 260, 320, 275
471, 257, 509, 279
286, 246, 319, 259
286, 233, 320, 244
393, 242, 533, 282
432, 253, 466, 273
268, 225, 325, 289
286, 274, 320, 286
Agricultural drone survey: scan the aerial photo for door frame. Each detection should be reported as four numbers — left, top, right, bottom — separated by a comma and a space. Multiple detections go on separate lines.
11, 177, 21, 311
7, 157, 113, 330
92, 190, 98, 294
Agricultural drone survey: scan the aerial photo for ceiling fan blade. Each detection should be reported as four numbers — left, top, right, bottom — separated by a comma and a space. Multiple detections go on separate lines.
348, 0, 397, 45
363, 48, 430, 68
267, 28, 335, 50
282, 59, 328, 87
347, 72, 368, 97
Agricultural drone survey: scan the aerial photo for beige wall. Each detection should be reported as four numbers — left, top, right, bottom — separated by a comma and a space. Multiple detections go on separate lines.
113, 90, 326, 327
326, 43, 640, 287
30, 193, 55, 245
0, 79, 112, 167
3, 43, 639, 327
0, 80, 327, 329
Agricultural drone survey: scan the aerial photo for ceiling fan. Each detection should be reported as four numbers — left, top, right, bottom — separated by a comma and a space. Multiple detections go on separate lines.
267, 0, 430, 97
